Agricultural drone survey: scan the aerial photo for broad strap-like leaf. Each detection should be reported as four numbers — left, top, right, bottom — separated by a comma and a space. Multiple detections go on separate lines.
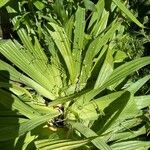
0, 0, 11, 7
0, 40, 55, 94
112, 0, 144, 28
72, 7, 85, 83
65, 15, 75, 42
94, 9, 109, 37
0, 60, 55, 99
35, 139, 89, 150
127, 75, 150, 94
82, 91, 125, 113
135, 95, 150, 109
14, 131, 37, 150
6, 6, 61, 93
83, 57, 150, 103
0, 112, 59, 141
105, 117, 143, 136
93, 91, 131, 134
0, 89, 40, 119
43, 31, 64, 92
94, 49, 114, 88
47, 23, 76, 83
110, 141, 150, 150
80, 21, 119, 83
0, 82, 32, 98
6, 5, 48, 65
70, 122, 111, 150
83, 0, 96, 11
105, 126, 146, 142
70, 91, 125, 121
88, 0, 105, 31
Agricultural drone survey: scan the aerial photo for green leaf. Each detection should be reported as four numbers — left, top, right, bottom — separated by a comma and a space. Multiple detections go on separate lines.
72, 7, 85, 82
0, 0, 11, 7
33, 0, 45, 10
84, 91, 125, 113
104, 117, 143, 138
0, 112, 59, 141
6, 6, 48, 65
135, 95, 150, 109
94, 49, 114, 88
47, 23, 76, 83
81, 21, 119, 83
86, 57, 150, 101
15, 132, 37, 150
53, 0, 68, 23
35, 139, 89, 150
65, 16, 74, 42
0, 60, 55, 99
0, 40, 55, 94
107, 127, 146, 142
70, 91, 125, 121
112, 0, 144, 28
91, 9, 109, 36
111, 141, 150, 150
94, 91, 131, 134
83, 0, 96, 11
114, 50, 128, 63
0, 89, 40, 118
70, 122, 111, 150
0, 82, 32, 98
88, 0, 105, 31
74, 56, 150, 110
105, 57, 150, 87
127, 75, 150, 94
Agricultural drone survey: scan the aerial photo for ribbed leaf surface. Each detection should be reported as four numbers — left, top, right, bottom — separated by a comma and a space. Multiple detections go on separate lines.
48, 23, 75, 83
112, 0, 144, 28
0, 89, 40, 118
35, 139, 89, 150
0, 60, 55, 99
135, 95, 150, 109
84, 57, 150, 102
70, 122, 111, 150
94, 49, 114, 88
0, 112, 59, 141
111, 141, 150, 150
127, 75, 150, 94
72, 7, 85, 82
0, 40, 54, 93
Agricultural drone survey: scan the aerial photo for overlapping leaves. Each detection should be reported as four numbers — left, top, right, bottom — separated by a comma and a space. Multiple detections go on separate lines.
0, 0, 149, 150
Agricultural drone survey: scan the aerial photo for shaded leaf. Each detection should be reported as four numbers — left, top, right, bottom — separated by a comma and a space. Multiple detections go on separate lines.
0, 112, 59, 141
0, 89, 40, 119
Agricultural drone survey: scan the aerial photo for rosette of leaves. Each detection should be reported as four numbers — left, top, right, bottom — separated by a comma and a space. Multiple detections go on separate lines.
0, 0, 150, 150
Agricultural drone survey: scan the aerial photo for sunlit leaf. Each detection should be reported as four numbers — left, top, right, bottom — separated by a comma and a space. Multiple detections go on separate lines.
35, 139, 89, 150
111, 141, 150, 150
113, 0, 144, 28
0, 0, 11, 7
70, 122, 111, 150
